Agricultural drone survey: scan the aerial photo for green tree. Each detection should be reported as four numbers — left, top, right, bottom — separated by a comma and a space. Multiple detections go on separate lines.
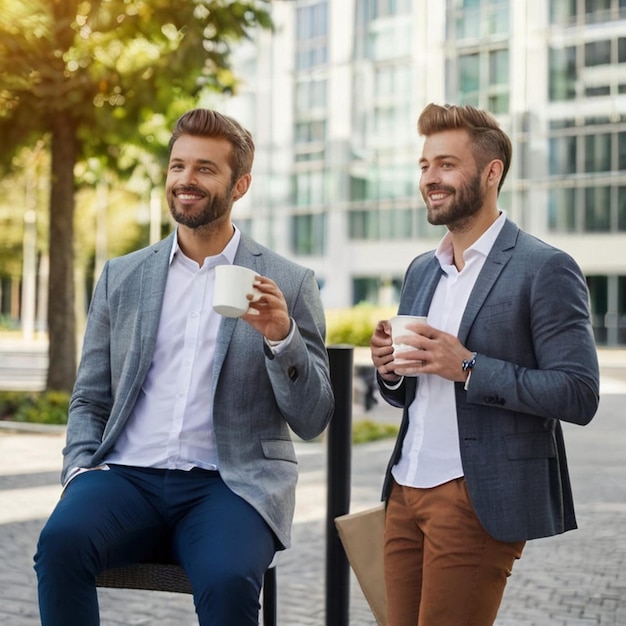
0, 0, 272, 391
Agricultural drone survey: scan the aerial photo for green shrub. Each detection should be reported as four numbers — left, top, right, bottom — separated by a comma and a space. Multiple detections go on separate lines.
326, 304, 396, 347
352, 419, 398, 444
0, 390, 70, 425
0, 391, 27, 419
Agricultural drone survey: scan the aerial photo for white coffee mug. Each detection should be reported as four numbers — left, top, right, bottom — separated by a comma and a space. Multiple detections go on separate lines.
213, 265, 260, 318
390, 315, 427, 367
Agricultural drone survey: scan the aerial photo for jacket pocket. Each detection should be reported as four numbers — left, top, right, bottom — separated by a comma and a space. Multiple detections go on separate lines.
261, 439, 298, 463
504, 432, 557, 460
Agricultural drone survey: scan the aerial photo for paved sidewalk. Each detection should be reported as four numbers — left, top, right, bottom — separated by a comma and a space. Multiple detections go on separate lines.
1, 353, 625, 624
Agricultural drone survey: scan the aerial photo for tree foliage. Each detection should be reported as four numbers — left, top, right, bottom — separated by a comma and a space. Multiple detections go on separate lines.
0, 0, 272, 391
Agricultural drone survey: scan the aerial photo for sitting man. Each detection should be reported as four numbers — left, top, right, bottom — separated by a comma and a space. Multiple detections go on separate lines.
34, 108, 334, 626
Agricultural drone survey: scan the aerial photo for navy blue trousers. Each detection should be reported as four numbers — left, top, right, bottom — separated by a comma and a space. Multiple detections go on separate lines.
34, 465, 277, 626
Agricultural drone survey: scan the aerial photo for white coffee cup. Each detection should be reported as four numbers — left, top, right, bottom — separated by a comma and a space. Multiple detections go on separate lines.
213, 265, 261, 318
390, 315, 427, 367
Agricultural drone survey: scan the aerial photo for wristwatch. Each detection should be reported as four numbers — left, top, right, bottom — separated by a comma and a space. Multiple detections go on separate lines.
462, 352, 477, 390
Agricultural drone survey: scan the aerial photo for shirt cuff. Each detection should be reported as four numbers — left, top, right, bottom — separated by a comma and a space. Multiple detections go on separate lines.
381, 376, 404, 390
464, 368, 473, 391
264, 319, 295, 355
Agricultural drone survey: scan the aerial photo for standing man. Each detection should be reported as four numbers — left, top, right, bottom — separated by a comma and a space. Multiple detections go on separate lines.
370, 103, 599, 626
35, 109, 334, 626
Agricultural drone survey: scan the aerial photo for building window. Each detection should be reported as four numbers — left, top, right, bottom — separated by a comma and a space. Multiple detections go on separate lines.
619, 37, 626, 63
295, 79, 327, 116
456, 48, 509, 113
549, 46, 577, 101
295, 120, 326, 145
585, 186, 611, 232
348, 206, 443, 240
620, 132, 626, 171
449, 0, 510, 114
459, 53, 480, 105
549, 136, 577, 176
548, 188, 576, 233
349, 210, 379, 240
585, 0, 613, 23
585, 40, 611, 67
550, 34, 626, 100
548, 118, 626, 233
586, 274, 626, 346
352, 277, 381, 305
584, 133, 611, 173
295, 2, 328, 71
451, 0, 509, 40
378, 207, 414, 239
356, 0, 412, 20
294, 170, 326, 207
549, 185, 626, 233
619, 187, 626, 230
549, 0, 577, 24
370, 21, 412, 60
291, 213, 326, 255
551, 0, 625, 25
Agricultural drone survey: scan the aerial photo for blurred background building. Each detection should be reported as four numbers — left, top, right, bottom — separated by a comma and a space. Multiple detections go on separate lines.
220, 0, 626, 346
1, 0, 625, 347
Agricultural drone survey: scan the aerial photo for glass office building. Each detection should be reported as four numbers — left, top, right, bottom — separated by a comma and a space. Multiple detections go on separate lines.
222, 0, 626, 345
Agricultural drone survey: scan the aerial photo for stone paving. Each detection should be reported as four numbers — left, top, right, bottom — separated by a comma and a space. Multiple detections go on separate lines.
1, 351, 626, 625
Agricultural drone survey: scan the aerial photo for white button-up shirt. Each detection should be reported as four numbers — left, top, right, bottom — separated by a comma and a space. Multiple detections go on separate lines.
104, 228, 242, 471
392, 212, 505, 488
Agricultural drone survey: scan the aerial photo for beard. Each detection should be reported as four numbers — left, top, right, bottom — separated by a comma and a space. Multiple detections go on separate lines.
423, 173, 484, 228
167, 184, 234, 230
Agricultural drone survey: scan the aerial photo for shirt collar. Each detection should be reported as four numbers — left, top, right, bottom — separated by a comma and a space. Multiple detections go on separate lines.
168, 226, 242, 266
435, 211, 506, 268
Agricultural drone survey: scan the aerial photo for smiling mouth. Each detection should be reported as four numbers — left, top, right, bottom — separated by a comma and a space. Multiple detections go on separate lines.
176, 193, 204, 201
174, 187, 207, 203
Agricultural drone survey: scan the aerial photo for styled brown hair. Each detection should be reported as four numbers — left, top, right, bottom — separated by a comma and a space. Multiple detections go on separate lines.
417, 103, 512, 193
168, 109, 255, 184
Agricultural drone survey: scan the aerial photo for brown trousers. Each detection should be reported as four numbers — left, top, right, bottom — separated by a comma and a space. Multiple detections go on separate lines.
384, 478, 525, 626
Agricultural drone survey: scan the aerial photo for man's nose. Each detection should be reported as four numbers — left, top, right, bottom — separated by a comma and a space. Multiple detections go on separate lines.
421, 166, 441, 186
178, 168, 198, 185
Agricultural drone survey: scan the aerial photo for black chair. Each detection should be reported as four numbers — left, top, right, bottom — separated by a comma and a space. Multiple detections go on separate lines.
96, 557, 277, 625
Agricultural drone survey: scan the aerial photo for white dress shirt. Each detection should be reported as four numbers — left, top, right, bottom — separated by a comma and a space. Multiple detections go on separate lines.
392, 212, 505, 488
104, 229, 243, 471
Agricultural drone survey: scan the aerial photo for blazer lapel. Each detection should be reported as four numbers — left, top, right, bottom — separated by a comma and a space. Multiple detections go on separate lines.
399, 256, 442, 316
457, 219, 518, 343
111, 235, 172, 421
137, 236, 172, 369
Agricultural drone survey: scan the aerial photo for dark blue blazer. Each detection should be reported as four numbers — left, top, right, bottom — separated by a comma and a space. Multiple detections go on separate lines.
380, 219, 600, 542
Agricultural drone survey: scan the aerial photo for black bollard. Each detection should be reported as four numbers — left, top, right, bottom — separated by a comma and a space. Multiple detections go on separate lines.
325, 345, 354, 626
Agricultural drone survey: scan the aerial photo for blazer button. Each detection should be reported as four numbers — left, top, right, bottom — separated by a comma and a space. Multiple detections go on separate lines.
287, 366, 299, 382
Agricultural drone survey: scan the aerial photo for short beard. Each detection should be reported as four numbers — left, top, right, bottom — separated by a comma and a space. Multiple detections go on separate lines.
425, 174, 484, 230
168, 184, 234, 230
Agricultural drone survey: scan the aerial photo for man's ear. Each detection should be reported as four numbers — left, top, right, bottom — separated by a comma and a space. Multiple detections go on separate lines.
485, 159, 503, 189
232, 174, 251, 201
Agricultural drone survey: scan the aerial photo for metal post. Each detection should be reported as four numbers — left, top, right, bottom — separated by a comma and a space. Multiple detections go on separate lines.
325, 345, 353, 626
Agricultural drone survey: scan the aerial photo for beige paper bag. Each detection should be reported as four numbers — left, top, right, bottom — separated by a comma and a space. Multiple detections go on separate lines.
335, 503, 387, 626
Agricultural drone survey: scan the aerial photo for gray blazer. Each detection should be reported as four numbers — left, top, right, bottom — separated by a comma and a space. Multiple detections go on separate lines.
63, 232, 334, 549
380, 219, 600, 543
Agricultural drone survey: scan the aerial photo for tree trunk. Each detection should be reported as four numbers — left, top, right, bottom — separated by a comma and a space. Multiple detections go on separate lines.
46, 113, 77, 392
